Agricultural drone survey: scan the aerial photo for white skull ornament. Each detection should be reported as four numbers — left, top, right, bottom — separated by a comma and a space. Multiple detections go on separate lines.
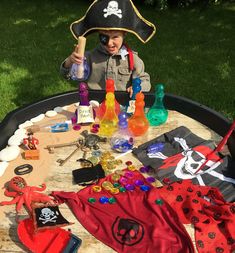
103, 1, 122, 18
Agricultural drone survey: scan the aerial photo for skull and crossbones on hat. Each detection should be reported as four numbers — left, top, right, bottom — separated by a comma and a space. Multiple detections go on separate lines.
103, 1, 122, 18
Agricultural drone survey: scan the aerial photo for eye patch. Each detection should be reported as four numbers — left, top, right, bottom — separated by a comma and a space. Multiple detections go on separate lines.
99, 33, 110, 45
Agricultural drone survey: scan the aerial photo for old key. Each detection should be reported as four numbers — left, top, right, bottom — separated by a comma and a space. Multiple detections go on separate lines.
56, 144, 81, 166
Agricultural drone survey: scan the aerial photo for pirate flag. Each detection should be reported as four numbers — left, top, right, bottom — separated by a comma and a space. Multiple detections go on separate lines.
70, 0, 156, 43
132, 126, 235, 202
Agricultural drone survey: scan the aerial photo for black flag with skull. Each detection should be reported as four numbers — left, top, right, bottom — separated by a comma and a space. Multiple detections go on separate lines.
133, 126, 235, 202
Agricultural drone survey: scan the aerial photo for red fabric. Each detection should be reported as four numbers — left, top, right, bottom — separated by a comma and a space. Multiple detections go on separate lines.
157, 180, 235, 253
52, 170, 195, 253
124, 43, 134, 71
17, 218, 71, 253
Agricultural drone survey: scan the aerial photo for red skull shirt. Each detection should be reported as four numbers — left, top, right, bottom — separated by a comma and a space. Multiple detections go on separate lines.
52, 170, 195, 253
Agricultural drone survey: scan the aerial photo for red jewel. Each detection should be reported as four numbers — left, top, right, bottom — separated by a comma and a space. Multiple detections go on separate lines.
125, 161, 132, 166
90, 128, 98, 133
162, 178, 171, 185
73, 124, 81, 131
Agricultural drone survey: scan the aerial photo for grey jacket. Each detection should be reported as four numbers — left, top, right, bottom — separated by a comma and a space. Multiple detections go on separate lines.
60, 44, 151, 91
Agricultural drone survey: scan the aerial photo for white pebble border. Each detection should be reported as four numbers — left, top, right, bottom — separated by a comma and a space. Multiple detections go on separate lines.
0, 161, 9, 177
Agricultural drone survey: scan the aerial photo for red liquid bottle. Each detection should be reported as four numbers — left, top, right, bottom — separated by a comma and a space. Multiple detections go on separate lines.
96, 79, 120, 120
128, 92, 149, 136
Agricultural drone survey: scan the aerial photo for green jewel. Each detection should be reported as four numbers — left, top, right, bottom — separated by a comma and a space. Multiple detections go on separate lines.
119, 187, 126, 192
155, 199, 164, 205
88, 197, 96, 203
113, 183, 120, 188
109, 197, 116, 204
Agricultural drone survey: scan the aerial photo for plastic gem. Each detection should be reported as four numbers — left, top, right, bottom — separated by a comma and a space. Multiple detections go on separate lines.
125, 184, 135, 191
162, 178, 171, 185
110, 188, 119, 194
139, 166, 150, 173
124, 171, 134, 178
146, 177, 156, 183
90, 128, 98, 133
125, 161, 132, 166
109, 197, 116, 204
119, 187, 126, 192
99, 196, 109, 204
88, 197, 96, 203
113, 182, 120, 188
140, 185, 150, 192
93, 124, 100, 128
128, 165, 136, 171
119, 177, 128, 184
134, 180, 144, 186
73, 124, 81, 131
92, 185, 102, 192
155, 199, 164, 205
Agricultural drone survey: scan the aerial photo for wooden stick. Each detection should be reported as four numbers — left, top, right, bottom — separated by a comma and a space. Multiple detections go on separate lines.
76, 36, 86, 79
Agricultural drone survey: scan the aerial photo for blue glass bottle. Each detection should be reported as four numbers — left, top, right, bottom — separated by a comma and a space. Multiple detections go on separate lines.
126, 78, 142, 116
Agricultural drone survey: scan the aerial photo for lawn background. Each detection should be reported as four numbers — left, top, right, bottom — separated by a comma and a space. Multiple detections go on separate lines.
0, 0, 234, 122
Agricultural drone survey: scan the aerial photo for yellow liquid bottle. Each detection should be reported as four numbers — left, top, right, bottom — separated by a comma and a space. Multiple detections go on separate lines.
99, 92, 118, 137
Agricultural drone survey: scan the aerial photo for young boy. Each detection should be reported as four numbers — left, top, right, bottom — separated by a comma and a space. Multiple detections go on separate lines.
60, 0, 156, 96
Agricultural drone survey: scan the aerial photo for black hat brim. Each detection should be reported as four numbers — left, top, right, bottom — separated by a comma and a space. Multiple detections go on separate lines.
70, 0, 156, 43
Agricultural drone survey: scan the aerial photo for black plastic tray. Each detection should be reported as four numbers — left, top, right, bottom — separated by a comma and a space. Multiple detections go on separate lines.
0, 90, 234, 158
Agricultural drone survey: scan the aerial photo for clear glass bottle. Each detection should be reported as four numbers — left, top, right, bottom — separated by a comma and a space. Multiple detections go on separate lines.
110, 112, 134, 153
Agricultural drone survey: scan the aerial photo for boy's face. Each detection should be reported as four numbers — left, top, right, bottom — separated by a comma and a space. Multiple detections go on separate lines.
99, 30, 125, 55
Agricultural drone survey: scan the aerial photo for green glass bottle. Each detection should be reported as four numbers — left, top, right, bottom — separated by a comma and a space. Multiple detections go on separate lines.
147, 84, 168, 126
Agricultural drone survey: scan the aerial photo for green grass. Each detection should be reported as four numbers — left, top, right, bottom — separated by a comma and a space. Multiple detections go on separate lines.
0, 0, 234, 121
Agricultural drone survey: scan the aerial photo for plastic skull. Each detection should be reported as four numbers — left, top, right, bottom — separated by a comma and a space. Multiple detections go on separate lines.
40, 207, 54, 219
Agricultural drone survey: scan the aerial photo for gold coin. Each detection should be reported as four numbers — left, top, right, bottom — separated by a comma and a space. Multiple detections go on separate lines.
92, 185, 102, 192
111, 174, 120, 181
109, 188, 119, 194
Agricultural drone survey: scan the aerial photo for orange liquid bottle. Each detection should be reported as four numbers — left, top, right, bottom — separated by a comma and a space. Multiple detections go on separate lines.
128, 92, 149, 136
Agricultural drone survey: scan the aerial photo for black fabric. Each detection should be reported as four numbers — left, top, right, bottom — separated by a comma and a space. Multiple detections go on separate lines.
132, 126, 235, 202
71, 0, 156, 43
33, 204, 70, 229
72, 163, 105, 185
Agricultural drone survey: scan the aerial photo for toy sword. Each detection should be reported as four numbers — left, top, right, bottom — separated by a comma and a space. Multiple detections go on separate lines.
195, 119, 235, 174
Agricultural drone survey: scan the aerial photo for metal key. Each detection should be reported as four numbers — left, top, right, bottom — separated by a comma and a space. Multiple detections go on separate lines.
46, 140, 80, 154
57, 144, 80, 166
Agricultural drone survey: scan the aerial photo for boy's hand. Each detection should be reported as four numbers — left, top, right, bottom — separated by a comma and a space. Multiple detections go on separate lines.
127, 86, 133, 98
64, 45, 83, 68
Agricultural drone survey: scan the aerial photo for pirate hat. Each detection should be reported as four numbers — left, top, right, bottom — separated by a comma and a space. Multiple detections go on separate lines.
70, 0, 156, 43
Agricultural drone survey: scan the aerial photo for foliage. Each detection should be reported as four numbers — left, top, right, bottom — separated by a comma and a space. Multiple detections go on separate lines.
136, 0, 232, 10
